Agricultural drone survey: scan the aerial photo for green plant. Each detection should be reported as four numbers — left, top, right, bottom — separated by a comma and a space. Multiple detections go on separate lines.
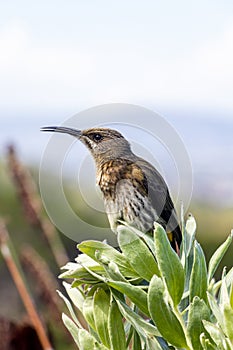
59, 215, 233, 350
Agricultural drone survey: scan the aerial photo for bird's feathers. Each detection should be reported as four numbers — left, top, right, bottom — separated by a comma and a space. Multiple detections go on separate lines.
98, 156, 182, 251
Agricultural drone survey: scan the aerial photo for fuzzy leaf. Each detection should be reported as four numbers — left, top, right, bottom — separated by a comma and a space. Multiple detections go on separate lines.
62, 281, 84, 313
101, 259, 128, 282
78, 328, 108, 350
225, 267, 233, 290
59, 265, 105, 282
60, 256, 105, 280
200, 333, 218, 350
203, 321, 231, 350
208, 233, 233, 282
118, 225, 160, 280
145, 337, 165, 350
154, 223, 184, 306
187, 296, 211, 350
184, 213, 196, 257
148, 275, 187, 348
182, 214, 196, 296
207, 292, 225, 330
62, 313, 80, 348
223, 304, 233, 343
107, 280, 149, 316
93, 288, 111, 348
133, 331, 142, 350
57, 289, 82, 328
230, 283, 233, 309
116, 299, 160, 338
118, 221, 156, 256
78, 240, 137, 277
190, 241, 208, 303
219, 274, 230, 306
108, 300, 127, 350
83, 295, 96, 331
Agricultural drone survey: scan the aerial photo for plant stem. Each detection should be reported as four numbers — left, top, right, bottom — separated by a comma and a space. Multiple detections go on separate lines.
0, 220, 54, 350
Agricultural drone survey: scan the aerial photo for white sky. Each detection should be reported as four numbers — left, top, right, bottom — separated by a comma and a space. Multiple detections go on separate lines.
1, 1, 233, 117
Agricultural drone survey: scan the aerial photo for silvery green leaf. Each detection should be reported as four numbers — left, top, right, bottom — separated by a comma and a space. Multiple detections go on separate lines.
211, 280, 222, 297
148, 275, 187, 348
202, 320, 231, 350
107, 280, 149, 316
230, 282, 233, 309
102, 260, 128, 282
219, 274, 230, 307
225, 267, 233, 294
62, 281, 84, 313
62, 313, 80, 348
78, 328, 108, 350
59, 256, 105, 279
60, 261, 80, 271
200, 333, 218, 350
207, 292, 224, 330
223, 304, 233, 343
118, 225, 160, 280
108, 300, 127, 350
117, 221, 156, 256
208, 232, 232, 282
184, 213, 196, 258
133, 330, 142, 350
187, 296, 211, 350
78, 240, 137, 277
93, 288, 111, 348
154, 223, 184, 306
58, 290, 82, 328
83, 295, 96, 331
190, 241, 208, 303
116, 299, 160, 338
145, 337, 165, 350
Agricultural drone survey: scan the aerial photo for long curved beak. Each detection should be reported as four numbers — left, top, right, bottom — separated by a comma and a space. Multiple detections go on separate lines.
40, 126, 81, 138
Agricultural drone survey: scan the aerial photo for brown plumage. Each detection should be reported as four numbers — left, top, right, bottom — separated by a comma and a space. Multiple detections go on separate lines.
41, 126, 182, 252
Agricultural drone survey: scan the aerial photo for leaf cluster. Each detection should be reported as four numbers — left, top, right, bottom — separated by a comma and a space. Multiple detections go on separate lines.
59, 216, 233, 350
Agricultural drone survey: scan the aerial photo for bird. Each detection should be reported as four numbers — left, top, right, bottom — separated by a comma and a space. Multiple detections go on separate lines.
41, 126, 182, 253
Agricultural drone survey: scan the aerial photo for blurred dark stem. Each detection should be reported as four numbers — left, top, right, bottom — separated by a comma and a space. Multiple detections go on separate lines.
20, 245, 73, 343
6, 144, 68, 267
20, 245, 62, 323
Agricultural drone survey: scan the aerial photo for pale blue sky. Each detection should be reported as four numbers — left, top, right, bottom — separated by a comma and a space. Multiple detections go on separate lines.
0, 1, 233, 205
0, 1, 233, 117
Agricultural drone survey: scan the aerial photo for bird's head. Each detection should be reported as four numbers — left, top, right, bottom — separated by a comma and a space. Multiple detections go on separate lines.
41, 126, 132, 163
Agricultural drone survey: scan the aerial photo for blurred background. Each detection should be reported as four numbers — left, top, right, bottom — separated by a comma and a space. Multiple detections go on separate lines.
0, 1, 233, 348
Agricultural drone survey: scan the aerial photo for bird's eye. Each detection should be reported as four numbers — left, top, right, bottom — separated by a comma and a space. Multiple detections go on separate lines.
93, 133, 103, 142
